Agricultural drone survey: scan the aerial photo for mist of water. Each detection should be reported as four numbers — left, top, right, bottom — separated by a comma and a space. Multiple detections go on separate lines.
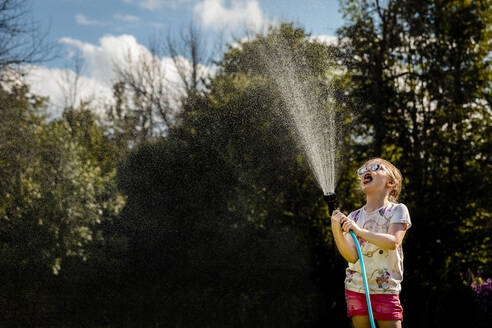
258, 39, 340, 195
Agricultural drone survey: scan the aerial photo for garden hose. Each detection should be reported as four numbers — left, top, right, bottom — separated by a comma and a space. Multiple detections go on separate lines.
349, 230, 376, 328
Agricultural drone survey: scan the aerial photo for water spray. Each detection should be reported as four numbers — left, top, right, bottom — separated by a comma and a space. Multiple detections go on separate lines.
324, 192, 376, 328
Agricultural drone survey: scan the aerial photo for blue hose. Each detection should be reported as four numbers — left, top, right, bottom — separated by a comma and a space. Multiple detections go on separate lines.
349, 230, 376, 328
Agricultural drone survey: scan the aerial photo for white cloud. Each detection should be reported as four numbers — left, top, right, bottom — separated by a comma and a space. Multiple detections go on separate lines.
59, 34, 150, 82
58, 34, 212, 88
124, 0, 194, 10
24, 65, 113, 119
25, 34, 213, 120
77, 13, 144, 28
194, 0, 271, 32
311, 35, 338, 46
137, 0, 165, 10
25, 35, 153, 118
75, 13, 108, 26
228, 36, 252, 49
114, 14, 141, 22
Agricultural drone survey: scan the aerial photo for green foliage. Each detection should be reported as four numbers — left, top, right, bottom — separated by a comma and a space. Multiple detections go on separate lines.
0, 83, 127, 325
63, 104, 124, 174
0, 84, 125, 274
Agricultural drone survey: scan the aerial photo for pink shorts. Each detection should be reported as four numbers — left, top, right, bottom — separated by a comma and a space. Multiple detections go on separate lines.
345, 289, 403, 321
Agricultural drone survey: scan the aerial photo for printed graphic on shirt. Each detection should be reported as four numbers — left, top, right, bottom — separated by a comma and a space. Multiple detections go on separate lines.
372, 269, 391, 289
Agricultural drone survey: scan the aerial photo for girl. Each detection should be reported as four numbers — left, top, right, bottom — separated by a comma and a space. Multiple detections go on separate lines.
331, 158, 412, 328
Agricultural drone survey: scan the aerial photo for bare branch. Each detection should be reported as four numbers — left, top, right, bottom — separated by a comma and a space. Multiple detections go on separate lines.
113, 43, 174, 139
0, 0, 57, 79
166, 21, 212, 98
57, 52, 85, 110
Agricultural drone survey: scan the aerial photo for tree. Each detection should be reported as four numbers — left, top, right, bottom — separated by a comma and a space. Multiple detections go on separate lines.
166, 22, 210, 99
166, 22, 220, 124
109, 22, 216, 144
0, 82, 126, 325
113, 46, 172, 141
56, 53, 87, 110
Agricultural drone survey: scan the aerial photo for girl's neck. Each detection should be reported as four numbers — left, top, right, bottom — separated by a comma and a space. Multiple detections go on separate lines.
364, 193, 391, 212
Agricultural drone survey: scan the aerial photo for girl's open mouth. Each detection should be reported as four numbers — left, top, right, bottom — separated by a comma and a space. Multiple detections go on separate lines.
363, 174, 373, 185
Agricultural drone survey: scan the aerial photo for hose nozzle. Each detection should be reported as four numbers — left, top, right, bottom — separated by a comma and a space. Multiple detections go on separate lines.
323, 192, 337, 216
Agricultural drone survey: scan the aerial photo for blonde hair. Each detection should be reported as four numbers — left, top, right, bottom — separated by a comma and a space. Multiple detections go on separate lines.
359, 158, 402, 202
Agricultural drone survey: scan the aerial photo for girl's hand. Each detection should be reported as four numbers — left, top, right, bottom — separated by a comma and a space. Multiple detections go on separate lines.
341, 219, 362, 235
331, 210, 350, 226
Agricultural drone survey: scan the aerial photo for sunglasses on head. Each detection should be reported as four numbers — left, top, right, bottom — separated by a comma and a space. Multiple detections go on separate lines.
357, 163, 385, 177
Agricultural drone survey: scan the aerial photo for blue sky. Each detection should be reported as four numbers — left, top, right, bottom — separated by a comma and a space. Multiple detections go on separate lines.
32, 0, 344, 63
27, 0, 345, 116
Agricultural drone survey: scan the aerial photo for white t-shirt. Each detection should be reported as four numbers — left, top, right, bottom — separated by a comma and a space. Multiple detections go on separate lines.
344, 202, 411, 294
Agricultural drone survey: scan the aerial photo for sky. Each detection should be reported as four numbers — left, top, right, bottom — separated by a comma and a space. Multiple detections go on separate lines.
26, 0, 345, 117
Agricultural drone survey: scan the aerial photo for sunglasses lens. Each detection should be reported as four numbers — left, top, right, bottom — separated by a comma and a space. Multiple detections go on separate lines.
358, 163, 384, 177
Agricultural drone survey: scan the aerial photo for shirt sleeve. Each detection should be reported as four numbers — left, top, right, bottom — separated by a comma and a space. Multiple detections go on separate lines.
389, 203, 412, 229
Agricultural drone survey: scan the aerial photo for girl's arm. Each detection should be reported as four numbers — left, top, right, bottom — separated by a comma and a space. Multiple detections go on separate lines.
341, 221, 408, 250
331, 210, 359, 263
